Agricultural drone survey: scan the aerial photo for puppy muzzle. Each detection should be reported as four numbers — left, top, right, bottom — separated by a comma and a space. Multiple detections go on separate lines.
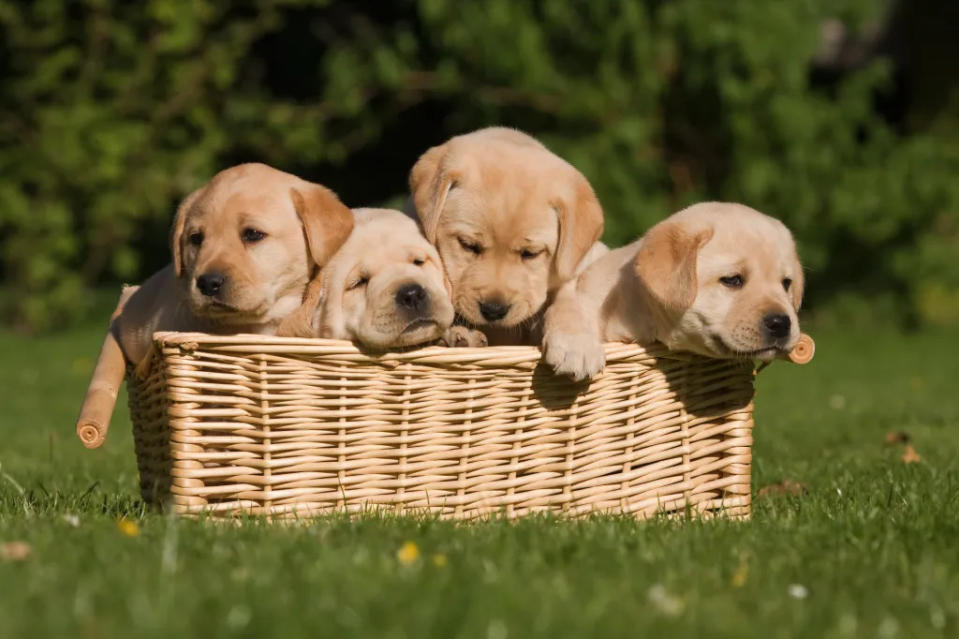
196, 271, 226, 298
479, 299, 510, 322
762, 313, 791, 340
395, 283, 430, 316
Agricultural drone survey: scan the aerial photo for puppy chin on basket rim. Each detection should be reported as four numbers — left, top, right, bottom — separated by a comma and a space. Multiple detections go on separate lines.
542, 202, 806, 381
278, 208, 458, 350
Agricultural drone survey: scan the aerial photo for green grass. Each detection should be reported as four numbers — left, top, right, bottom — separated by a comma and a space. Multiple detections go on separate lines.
1, 318, 958, 638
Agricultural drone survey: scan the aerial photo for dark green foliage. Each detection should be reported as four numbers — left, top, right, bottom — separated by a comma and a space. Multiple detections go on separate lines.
1, 0, 957, 330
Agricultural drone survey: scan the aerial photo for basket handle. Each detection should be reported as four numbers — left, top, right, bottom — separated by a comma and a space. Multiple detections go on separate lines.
75, 287, 136, 449
75, 330, 126, 448
781, 333, 815, 365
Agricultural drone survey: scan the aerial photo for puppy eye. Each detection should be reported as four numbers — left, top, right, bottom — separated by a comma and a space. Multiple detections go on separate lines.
241, 228, 266, 243
188, 232, 204, 247
520, 248, 543, 260
348, 276, 369, 291
458, 237, 483, 255
719, 274, 745, 289
782, 278, 793, 292
412, 258, 425, 267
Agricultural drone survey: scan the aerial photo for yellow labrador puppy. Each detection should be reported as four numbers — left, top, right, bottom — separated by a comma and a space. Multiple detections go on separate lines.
77, 163, 353, 447
280, 208, 455, 349
112, 163, 353, 364
542, 202, 804, 380
408, 127, 605, 345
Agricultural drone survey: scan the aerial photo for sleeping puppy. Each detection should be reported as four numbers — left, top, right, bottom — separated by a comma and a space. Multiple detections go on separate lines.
279, 208, 455, 349
408, 127, 605, 345
113, 163, 353, 365
542, 202, 804, 380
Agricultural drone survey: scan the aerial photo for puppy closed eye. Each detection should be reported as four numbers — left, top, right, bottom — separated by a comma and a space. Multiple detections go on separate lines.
458, 237, 483, 255
519, 248, 544, 260
348, 276, 369, 291
719, 274, 744, 289
782, 277, 793, 292
412, 257, 425, 267
241, 228, 266, 243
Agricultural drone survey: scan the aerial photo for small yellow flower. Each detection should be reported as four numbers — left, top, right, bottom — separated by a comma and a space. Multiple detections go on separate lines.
432, 553, 448, 567
116, 518, 140, 537
731, 557, 748, 588
396, 541, 420, 565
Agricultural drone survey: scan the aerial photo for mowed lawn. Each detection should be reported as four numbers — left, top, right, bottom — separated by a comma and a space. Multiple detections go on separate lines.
1, 317, 957, 638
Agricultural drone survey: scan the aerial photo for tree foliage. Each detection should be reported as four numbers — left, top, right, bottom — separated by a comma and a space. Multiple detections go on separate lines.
1, 0, 957, 330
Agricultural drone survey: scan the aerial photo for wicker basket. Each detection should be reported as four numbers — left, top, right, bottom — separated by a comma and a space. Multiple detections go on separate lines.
125, 332, 812, 520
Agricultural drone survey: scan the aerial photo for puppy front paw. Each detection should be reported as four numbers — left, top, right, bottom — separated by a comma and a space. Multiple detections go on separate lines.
441, 325, 489, 348
541, 331, 606, 381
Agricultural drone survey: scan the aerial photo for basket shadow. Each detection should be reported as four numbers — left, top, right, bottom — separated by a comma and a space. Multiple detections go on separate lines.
530, 354, 754, 417
529, 361, 591, 410
530, 351, 756, 518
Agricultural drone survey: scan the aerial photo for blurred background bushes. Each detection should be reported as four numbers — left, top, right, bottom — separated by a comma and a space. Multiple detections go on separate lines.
1, 0, 957, 331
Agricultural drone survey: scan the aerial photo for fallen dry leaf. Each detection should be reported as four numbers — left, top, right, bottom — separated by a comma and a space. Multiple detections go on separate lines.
901, 445, 921, 464
1, 541, 32, 561
757, 479, 807, 499
884, 431, 911, 445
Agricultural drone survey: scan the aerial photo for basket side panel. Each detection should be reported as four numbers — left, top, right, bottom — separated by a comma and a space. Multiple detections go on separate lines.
160, 346, 269, 514
127, 357, 172, 506
142, 338, 755, 520
641, 358, 755, 518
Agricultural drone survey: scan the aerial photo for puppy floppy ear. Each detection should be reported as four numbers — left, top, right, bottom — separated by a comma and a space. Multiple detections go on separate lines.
553, 176, 604, 281
441, 271, 454, 299
409, 142, 456, 243
290, 185, 354, 268
275, 274, 326, 338
789, 247, 805, 311
171, 186, 206, 278
634, 221, 714, 317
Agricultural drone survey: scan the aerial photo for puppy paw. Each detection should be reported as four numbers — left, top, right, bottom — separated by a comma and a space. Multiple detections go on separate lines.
541, 331, 606, 381
441, 325, 489, 348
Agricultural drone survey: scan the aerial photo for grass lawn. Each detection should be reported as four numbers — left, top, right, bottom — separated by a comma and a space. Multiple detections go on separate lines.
1, 317, 957, 638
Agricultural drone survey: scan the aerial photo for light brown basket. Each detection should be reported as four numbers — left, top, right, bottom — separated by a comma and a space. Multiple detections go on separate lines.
126, 332, 812, 520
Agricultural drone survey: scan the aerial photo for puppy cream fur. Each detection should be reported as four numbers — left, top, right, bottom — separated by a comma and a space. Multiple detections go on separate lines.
408, 127, 605, 345
543, 202, 804, 380
113, 163, 354, 365
282, 208, 455, 350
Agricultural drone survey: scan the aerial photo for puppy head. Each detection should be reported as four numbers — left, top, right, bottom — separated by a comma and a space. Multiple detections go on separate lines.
318, 209, 454, 349
171, 163, 353, 326
409, 127, 603, 328
633, 202, 803, 360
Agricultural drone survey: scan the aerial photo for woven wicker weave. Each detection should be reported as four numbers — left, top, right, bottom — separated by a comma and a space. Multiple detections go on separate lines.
125, 332, 791, 520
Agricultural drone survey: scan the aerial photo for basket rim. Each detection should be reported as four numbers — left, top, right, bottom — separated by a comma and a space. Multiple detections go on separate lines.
151, 331, 696, 367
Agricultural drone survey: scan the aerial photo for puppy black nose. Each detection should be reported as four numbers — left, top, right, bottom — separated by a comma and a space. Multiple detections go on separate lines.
395, 283, 428, 312
479, 300, 510, 322
196, 272, 225, 297
763, 313, 791, 339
